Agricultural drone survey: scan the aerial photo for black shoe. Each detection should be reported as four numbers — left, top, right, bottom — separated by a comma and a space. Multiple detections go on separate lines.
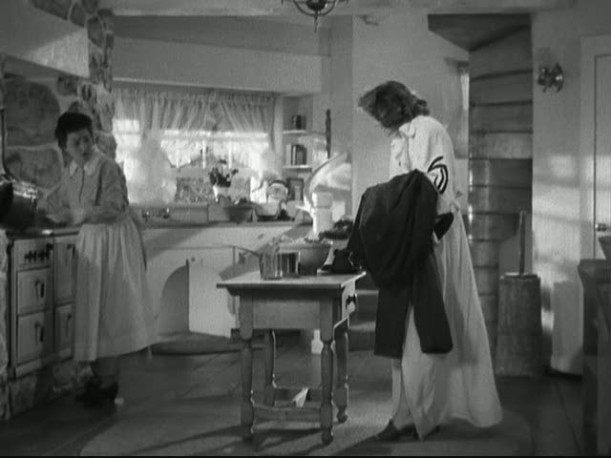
76, 378, 119, 407
375, 420, 416, 442
423, 425, 441, 440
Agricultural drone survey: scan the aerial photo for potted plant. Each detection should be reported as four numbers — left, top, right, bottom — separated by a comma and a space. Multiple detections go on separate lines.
209, 159, 238, 201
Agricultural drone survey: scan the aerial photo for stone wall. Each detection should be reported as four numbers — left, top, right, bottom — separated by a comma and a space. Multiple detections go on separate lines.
0, 0, 115, 419
3, 0, 116, 191
0, 232, 9, 419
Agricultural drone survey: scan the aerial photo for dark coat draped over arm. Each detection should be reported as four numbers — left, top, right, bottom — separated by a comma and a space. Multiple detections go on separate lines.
347, 170, 453, 358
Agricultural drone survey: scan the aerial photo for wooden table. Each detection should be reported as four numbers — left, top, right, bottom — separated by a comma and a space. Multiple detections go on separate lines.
217, 270, 365, 445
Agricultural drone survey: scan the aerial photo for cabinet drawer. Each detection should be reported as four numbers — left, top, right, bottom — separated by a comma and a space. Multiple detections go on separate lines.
17, 268, 52, 314
54, 305, 73, 352
17, 311, 53, 364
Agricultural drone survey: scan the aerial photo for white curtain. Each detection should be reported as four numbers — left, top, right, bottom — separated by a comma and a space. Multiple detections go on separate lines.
112, 85, 275, 205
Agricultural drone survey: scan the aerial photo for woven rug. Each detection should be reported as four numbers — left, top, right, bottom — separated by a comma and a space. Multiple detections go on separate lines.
151, 332, 263, 355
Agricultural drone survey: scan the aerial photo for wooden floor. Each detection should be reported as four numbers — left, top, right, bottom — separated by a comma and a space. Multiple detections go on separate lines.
0, 333, 584, 456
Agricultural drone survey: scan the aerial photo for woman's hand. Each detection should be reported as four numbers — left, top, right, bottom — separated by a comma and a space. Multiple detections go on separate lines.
68, 208, 88, 226
46, 210, 70, 225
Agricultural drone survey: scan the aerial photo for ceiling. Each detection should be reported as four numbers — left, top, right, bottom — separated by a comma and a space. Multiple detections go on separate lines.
100, 0, 575, 17
428, 14, 530, 51
102, 0, 573, 51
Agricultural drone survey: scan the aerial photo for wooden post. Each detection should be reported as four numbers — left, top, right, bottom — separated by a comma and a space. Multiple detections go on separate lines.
320, 339, 334, 445
263, 330, 276, 406
518, 210, 526, 275
239, 296, 254, 441
334, 321, 349, 424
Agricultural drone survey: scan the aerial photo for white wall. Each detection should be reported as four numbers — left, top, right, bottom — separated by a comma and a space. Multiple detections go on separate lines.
113, 37, 327, 94
532, 0, 611, 373
113, 16, 331, 57
350, 10, 468, 211
329, 17, 354, 157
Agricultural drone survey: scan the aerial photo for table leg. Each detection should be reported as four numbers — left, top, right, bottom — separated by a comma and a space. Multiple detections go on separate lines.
335, 321, 349, 423
240, 338, 254, 441
321, 337, 335, 445
263, 330, 276, 406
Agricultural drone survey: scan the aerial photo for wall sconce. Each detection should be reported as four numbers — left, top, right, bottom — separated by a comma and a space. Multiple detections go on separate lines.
536, 63, 564, 92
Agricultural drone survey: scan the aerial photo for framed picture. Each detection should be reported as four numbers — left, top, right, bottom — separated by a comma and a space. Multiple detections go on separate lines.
287, 177, 304, 202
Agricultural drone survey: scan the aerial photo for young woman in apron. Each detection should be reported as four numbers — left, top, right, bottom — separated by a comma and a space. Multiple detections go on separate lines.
40, 112, 155, 407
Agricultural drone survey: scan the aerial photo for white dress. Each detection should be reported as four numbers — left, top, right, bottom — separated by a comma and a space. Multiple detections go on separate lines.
389, 116, 502, 437
42, 150, 156, 361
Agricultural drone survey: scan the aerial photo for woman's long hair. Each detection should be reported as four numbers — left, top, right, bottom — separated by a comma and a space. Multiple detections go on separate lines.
358, 81, 429, 131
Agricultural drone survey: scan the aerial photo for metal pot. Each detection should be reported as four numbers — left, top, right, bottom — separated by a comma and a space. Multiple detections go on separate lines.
0, 109, 38, 230
0, 176, 38, 230
259, 251, 300, 280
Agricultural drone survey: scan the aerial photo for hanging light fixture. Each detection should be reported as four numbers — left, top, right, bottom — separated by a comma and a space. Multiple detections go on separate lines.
282, 0, 349, 31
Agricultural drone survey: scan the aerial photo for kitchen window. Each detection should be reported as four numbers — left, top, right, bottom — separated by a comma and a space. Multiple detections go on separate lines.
112, 84, 275, 205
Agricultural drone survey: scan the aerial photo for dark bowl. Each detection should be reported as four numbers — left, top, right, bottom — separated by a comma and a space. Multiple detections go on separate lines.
599, 235, 611, 262
225, 205, 253, 224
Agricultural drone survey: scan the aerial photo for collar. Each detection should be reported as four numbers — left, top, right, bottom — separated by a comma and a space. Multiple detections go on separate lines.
398, 119, 416, 138
69, 151, 102, 177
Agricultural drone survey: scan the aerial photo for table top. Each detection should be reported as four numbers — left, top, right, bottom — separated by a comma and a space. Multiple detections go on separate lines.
218, 270, 366, 292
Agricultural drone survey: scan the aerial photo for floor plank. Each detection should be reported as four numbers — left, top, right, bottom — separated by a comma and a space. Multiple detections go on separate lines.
0, 337, 583, 456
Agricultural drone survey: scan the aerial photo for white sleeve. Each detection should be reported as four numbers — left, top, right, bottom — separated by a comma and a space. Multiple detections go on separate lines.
409, 121, 455, 213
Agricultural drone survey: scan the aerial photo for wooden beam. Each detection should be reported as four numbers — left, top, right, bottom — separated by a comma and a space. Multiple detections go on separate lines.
411, 0, 574, 13
100, 0, 574, 17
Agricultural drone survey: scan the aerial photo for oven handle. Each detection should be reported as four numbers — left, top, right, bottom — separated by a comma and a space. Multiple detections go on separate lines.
35, 279, 45, 300
66, 312, 72, 337
35, 321, 44, 344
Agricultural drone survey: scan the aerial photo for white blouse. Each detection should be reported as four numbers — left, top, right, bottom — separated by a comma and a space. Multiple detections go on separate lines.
389, 115, 459, 215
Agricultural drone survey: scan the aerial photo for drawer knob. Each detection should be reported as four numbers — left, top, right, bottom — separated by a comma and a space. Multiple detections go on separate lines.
345, 294, 357, 314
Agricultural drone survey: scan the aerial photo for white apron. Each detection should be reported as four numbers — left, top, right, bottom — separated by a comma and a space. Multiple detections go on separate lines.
72, 212, 156, 361
390, 116, 502, 438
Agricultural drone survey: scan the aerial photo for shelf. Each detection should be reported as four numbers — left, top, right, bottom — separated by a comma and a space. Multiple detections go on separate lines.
283, 165, 312, 171
283, 130, 325, 136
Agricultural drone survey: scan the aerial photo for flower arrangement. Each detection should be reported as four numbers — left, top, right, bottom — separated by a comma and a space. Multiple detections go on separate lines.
208, 159, 238, 187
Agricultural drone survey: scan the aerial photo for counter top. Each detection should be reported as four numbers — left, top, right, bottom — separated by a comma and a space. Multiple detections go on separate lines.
3, 220, 310, 238
143, 220, 309, 230
4, 226, 80, 238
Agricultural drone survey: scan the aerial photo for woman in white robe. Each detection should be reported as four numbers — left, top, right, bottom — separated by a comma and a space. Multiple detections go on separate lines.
358, 81, 502, 440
